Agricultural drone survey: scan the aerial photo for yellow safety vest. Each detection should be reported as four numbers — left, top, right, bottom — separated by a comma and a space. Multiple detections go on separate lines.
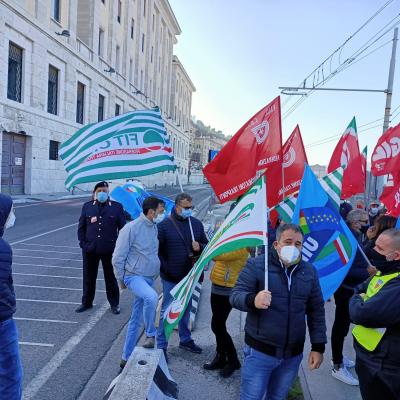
352, 271, 400, 352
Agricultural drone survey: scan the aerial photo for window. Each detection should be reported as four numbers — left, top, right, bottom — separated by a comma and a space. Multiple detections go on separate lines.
152, 14, 155, 31
51, 0, 60, 21
130, 18, 135, 39
98, 28, 104, 56
143, 0, 146, 17
115, 104, 121, 116
129, 58, 133, 82
76, 82, 85, 124
47, 65, 59, 115
140, 70, 144, 90
117, 0, 121, 23
150, 46, 153, 63
141, 34, 145, 52
116, 45, 120, 72
7, 42, 23, 103
98, 94, 105, 122
149, 79, 152, 98
158, 56, 161, 72
49, 140, 60, 160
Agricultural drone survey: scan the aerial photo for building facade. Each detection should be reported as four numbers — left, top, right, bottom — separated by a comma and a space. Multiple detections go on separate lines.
0, 0, 194, 194
190, 134, 227, 171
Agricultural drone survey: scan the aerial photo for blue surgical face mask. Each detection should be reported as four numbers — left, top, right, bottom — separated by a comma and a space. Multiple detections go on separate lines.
154, 212, 165, 224
181, 209, 192, 219
96, 191, 108, 203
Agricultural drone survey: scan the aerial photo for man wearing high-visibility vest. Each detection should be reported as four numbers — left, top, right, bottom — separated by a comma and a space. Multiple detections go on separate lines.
349, 228, 400, 400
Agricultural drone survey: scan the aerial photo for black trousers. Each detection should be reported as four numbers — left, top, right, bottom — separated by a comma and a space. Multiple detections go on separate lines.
210, 292, 238, 362
356, 359, 398, 400
82, 252, 119, 307
331, 286, 354, 365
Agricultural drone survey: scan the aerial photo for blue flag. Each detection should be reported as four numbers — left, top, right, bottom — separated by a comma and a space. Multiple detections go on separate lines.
292, 165, 358, 300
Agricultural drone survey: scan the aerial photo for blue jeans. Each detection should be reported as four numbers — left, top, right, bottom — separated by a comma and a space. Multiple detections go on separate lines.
241, 345, 302, 400
0, 318, 22, 400
122, 275, 158, 361
157, 278, 192, 350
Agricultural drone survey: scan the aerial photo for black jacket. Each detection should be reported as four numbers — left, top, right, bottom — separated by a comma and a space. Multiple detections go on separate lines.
349, 260, 400, 369
158, 209, 208, 283
0, 194, 15, 322
230, 250, 327, 358
78, 199, 126, 255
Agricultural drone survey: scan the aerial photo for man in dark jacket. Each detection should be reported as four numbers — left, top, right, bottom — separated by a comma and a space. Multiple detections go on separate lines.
349, 228, 400, 400
0, 194, 22, 399
331, 209, 370, 385
76, 181, 126, 314
157, 193, 208, 357
230, 224, 326, 400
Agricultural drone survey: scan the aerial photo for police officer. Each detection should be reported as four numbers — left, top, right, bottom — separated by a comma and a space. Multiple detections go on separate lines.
349, 228, 400, 400
76, 182, 126, 314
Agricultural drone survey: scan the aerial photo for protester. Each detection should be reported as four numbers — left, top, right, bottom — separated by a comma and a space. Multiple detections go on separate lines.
356, 200, 366, 210
331, 209, 369, 385
157, 193, 208, 359
367, 200, 380, 226
349, 228, 400, 400
230, 224, 326, 400
204, 247, 249, 378
76, 181, 126, 314
340, 201, 353, 221
113, 197, 165, 370
0, 194, 22, 399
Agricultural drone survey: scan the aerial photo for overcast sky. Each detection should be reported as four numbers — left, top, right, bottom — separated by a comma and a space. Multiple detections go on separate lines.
169, 0, 400, 165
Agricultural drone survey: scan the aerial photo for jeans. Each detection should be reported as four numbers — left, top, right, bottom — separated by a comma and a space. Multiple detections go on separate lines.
122, 275, 158, 361
240, 345, 302, 400
157, 279, 192, 350
0, 318, 22, 400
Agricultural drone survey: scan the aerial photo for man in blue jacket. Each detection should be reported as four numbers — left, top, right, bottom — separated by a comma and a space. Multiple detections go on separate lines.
76, 181, 126, 314
230, 224, 326, 400
157, 193, 208, 358
0, 194, 22, 399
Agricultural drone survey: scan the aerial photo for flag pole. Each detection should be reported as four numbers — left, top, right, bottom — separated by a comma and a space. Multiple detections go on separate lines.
261, 174, 269, 289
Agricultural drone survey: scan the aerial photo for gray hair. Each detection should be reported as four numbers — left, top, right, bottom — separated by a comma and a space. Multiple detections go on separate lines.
346, 209, 368, 224
175, 192, 192, 205
380, 228, 400, 250
276, 223, 304, 241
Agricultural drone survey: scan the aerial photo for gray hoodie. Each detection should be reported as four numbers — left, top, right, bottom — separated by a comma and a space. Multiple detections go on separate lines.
112, 213, 160, 281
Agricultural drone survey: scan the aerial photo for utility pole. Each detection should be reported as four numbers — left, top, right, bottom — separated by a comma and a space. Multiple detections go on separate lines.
372, 27, 398, 201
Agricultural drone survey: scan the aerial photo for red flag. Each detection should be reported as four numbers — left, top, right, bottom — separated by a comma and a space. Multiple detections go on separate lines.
203, 97, 282, 204
327, 117, 364, 199
379, 172, 400, 217
279, 125, 308, 199
371, 123, 400, 176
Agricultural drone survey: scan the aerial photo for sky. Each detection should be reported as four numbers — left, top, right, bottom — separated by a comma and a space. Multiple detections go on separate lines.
168, 0, 400, 166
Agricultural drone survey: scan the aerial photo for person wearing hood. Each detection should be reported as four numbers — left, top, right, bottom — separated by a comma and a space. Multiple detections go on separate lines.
349, 228, 400, 400
367, 201, 380, 226
76, 181, 126, 314
156, 193, 208, 359
0, 194, 22, 399
230, 224, 326, 400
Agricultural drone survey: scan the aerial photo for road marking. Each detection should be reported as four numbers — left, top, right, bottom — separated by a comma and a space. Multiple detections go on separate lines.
14, 255, 82, 262
14, 199, 84, 209
13, 272, 103, 280
17, 298, 82, 305
14, 263, 82, 270
19, 342, 54, 348
15, 317, 78, 324
14, 284, 106, 293
23, 302, 110, 400
13, 248, 81, 255
10, 223, 79, 246
16, 243, 80, 250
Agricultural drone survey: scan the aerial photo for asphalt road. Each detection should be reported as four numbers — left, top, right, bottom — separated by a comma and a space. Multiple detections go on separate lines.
5, 184, 212, 400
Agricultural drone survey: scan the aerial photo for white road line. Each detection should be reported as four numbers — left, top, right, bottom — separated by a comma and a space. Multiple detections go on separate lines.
14, 199, 83, 209
19, 342, 54, 348
13, 248, 81, 255
15, 317, 78, 324
14, 284, 106, 293
10, 223, 79, 246
14, 263, 82, 270
14, 255, 82, 262
23, 302, 110, 400
17, 298, 81, 305
13, 272, 103, 280
16, 243, 80, 250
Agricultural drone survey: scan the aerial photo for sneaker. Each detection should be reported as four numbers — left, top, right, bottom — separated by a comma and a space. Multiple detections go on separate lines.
143, 336, 155, 349
330, 356, 356, 369
75, 304, 93, 313
179, 340, 202, 354
332, 366, 359, 386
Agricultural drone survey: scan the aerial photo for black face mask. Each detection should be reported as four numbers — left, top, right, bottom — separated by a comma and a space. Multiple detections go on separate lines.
360, 224, 370, 234
369, 248, 400, 274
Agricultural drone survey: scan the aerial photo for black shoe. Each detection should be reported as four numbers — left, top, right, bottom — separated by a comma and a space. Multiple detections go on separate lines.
179, 340, 202, 354
111, 305, 121, 314
75, 304, 93, 313
203, 353, 227, 370
220, 359, 241, 378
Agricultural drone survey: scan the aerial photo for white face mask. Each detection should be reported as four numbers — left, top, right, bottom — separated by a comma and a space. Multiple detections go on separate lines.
369, 207, 379, 216
5, 210, 16, 229
279, 245, 300, 266
154, 212, 165, 224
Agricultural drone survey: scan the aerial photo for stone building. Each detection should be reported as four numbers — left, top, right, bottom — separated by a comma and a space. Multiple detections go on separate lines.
0, 0, 194, 194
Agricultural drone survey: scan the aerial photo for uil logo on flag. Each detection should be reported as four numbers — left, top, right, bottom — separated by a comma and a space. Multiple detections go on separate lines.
340, 142, 351, 168
250, 119, 270, 145
283, 147, 296, 168
372, 137, 400, 162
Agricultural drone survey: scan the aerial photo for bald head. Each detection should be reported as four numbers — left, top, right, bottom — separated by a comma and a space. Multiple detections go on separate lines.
375, 229, 400, 261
